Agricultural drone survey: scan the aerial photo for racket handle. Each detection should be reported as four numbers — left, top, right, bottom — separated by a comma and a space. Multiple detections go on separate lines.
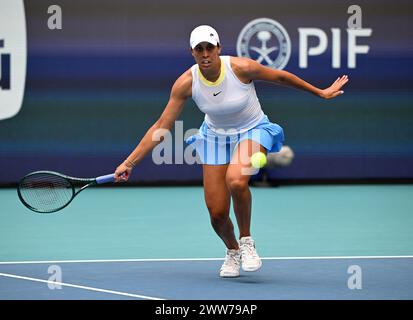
96, 173, 116, 184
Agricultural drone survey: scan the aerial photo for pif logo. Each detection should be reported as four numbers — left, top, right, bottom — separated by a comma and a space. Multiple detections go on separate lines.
0, 0, 27, 120
238, 12, 372, 70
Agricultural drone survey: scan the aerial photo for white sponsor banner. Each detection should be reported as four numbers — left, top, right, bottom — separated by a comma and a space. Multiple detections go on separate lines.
0, 0, 27, 120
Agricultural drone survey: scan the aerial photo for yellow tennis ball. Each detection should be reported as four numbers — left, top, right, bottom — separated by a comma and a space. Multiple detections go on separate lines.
250, 152, 267, 168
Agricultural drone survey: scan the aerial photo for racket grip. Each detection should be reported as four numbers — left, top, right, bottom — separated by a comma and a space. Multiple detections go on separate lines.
96, 173, 116, 184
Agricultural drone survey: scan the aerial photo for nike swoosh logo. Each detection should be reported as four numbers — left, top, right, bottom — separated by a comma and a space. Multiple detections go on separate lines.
213, 91, 222, 96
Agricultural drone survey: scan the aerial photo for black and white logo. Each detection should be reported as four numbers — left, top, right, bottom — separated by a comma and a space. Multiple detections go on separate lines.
236, 18, 291, 70
0, 0, 27, 120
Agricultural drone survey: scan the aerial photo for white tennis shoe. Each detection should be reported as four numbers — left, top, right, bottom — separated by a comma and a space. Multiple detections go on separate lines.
239, 236, 262, 272
219, 249, 241, 278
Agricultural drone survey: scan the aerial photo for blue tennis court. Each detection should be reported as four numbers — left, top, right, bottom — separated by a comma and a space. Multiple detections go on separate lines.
1, 185, 412, 300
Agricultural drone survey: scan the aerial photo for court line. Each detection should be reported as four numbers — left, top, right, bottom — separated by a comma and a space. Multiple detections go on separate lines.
0, 272, 165, 300
0, 255, 412, 265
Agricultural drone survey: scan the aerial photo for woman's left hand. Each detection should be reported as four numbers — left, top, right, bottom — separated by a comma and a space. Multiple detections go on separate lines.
320, 75, 349, 99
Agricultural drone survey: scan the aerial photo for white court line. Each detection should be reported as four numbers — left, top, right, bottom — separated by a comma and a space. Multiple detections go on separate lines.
0, 255, 412, 265
0, 272, 165, 300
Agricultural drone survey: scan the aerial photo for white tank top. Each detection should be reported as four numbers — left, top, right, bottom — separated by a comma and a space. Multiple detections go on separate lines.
191, 56, 264, 134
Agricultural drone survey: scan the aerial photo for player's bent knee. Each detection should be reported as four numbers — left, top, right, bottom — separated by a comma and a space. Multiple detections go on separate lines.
226, 176, 248, 193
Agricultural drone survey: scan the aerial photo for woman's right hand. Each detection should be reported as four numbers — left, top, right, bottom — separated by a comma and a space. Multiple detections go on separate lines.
114, 160, 134, 182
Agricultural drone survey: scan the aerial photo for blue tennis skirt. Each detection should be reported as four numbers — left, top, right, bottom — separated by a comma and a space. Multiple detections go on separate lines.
185, 115, 285, 165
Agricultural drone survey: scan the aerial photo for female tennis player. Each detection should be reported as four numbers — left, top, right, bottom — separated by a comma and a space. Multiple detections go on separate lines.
114, 25, 348, 277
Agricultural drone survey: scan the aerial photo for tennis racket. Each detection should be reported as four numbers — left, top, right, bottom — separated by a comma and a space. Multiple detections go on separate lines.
17, 171, 118, 214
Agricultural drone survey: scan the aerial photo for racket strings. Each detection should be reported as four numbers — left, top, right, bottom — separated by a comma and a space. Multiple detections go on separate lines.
18, 173, 74, 212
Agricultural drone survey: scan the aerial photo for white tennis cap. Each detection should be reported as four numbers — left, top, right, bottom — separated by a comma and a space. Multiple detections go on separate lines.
190, 25, 220, 49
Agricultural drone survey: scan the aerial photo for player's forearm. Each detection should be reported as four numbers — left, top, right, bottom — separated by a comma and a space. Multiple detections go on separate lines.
276, 70, 323, 97
124, 119, 173, 167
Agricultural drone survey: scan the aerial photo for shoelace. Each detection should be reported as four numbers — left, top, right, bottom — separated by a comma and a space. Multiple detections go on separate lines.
240, 242, 259, 258
221, 252, 240, 269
